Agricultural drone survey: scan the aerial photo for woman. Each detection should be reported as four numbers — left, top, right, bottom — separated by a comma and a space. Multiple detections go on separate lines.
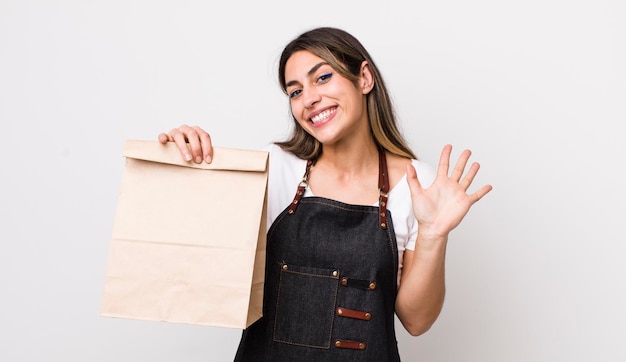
159, 27, 492, 361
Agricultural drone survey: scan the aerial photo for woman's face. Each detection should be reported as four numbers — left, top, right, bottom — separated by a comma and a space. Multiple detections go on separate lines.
284, 50, 373, 147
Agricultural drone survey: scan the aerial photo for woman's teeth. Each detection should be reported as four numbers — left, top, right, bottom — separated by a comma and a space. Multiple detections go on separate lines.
311, 109, 335, 124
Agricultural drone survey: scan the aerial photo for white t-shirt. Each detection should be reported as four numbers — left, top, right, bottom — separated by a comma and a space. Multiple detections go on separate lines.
262, 143, 436, 281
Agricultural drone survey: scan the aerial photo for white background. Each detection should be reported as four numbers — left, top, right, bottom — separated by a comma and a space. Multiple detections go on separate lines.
1, 1, 624, 361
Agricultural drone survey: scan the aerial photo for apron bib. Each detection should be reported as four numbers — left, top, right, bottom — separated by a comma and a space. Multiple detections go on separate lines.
235, 149, 401, 361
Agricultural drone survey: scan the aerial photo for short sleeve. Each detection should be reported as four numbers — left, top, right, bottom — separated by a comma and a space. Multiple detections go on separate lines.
396, 159, 436, 252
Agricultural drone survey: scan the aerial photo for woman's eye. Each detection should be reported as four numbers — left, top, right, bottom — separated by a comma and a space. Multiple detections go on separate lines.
289, 89, 302, 99
317, 73, 332, 84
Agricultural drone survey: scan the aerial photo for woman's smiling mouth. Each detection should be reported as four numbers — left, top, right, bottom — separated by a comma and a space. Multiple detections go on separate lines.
310, 107, 337, 125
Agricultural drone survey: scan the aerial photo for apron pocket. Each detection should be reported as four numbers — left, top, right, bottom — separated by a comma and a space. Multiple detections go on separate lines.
273, 262, 339, 349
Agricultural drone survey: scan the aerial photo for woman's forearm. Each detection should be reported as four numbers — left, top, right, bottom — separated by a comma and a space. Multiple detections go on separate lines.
395, 233, 448, 336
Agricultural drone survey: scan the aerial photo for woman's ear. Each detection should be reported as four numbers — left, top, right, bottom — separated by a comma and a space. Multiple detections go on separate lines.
359, 61, 375, 94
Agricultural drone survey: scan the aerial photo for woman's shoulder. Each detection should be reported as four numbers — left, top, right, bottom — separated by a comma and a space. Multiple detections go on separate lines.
409, 158, 436, 188
263, 143, 307, 170
263, 143, 307, 227
386, 153, 436, 191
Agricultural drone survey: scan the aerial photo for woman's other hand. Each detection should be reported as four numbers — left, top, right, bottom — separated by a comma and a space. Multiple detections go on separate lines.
158, 125, 213, 164
406, 144, 492, 239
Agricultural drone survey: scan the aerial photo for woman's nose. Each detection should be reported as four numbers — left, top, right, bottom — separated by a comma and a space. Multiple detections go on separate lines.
302, 88, 321, 109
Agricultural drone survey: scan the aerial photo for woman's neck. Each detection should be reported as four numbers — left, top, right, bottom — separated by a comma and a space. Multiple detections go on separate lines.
308, 136, 382, 205
316, 136, 379, 175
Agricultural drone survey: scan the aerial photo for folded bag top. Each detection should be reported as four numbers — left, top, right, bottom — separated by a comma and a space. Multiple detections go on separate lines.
122, 139, 269, 172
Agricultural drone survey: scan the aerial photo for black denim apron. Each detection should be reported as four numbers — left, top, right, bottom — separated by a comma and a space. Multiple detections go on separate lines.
235, 149, 401, 361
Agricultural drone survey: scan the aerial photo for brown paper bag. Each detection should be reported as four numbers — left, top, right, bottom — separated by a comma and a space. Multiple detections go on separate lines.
101, 140, 268, 329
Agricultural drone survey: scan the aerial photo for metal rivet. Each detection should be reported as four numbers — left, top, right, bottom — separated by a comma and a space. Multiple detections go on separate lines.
282, 264, 288, 270
369, 282, 376, 290
332, 270, 338, 277
365, 312, 371, 320
335, 340, 341, 347
380, 222, 386, 228
337, 308, 343, 315
359, 343, 365, 350
380, 201, 386, 206
297, 191, 302, 195
380, 212, 385, 217
293, 200, 298, 204
341, 277, 348, 286
288, 209, 293, 214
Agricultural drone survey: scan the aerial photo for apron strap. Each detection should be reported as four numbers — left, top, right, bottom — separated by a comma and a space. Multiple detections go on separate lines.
378, 146, 389, 230
288, 148, 390, 230
287, 159, 314, 215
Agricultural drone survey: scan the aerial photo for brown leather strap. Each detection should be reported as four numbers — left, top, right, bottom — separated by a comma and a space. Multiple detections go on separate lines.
288, 159, 314, 215
334, 339, 367, 350
336, 307, 372, 321
378, 146, 389, 229
289, 148, 389, 228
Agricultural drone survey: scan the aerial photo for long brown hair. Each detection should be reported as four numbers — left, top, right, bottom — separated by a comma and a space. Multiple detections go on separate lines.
275, 27, 417, 160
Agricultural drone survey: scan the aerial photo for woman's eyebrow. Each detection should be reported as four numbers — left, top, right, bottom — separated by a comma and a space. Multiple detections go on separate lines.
285, 62, 329, 88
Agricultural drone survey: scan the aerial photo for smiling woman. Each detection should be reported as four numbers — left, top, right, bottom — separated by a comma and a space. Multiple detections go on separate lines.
283, 50, 373, 153
158, 27, 492, 361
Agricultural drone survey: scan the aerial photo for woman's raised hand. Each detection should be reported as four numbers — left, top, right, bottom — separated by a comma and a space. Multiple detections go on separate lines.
158, 125, 214, 164
406, 144, 492, 239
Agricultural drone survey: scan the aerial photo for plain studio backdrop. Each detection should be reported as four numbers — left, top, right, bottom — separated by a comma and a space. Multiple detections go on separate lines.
1, 1, 624, 361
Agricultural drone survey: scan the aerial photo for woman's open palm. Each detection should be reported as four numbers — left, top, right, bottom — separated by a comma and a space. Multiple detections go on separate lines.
406, 144, 493, 238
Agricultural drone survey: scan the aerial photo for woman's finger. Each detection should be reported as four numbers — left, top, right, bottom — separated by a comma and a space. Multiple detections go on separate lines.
405, 163, 423, 197
169, 126, 193, 161
469, 184, 493, 204
436, 144, 453, 178
459, 162, 480, 190
199, 131, 213, 163
184, 126, 204, 163
450, 149, 471, 182
157, 132, 171, 144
